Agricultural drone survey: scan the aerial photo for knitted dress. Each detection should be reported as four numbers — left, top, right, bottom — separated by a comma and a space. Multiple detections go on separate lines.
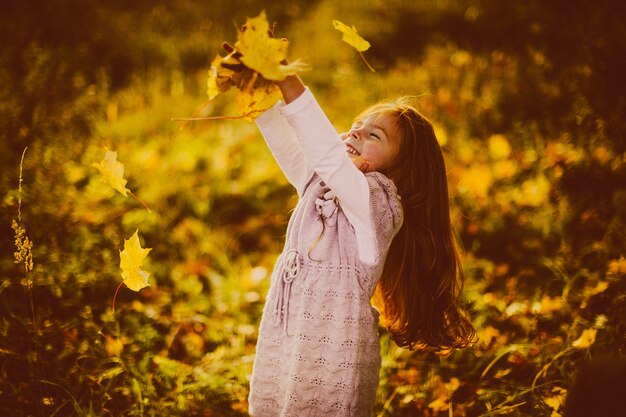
249, 89, 403, 417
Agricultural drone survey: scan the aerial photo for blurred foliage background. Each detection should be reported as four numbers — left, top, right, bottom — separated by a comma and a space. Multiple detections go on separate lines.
1, 0, 624, 416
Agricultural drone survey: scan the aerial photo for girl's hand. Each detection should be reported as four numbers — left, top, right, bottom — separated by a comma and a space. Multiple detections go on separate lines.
352, 156, 371, 172
276, 74, 305, 104
222, 37, 305, 104
340, 132, 371, 172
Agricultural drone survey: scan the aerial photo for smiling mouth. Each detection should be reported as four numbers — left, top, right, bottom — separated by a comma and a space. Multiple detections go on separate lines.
346, 144, 361, 156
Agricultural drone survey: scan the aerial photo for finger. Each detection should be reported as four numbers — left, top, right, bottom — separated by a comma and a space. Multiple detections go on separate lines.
222, 42, 235, 54
222, 42, 242, 60
221, 62, 246, 71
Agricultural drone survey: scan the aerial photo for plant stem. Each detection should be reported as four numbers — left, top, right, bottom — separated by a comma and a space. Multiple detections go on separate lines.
359, 51, 375, 72
112, 281, 124, 313
128, 190, 151, 213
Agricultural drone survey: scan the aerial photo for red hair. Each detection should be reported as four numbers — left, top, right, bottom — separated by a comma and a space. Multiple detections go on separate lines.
356, 98, 475, 351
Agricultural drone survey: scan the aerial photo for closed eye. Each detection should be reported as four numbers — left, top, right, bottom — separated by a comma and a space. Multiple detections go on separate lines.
370, 132, 381, 140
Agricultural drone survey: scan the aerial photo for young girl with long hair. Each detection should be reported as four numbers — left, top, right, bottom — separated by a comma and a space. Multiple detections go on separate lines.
248, 66, 475, 416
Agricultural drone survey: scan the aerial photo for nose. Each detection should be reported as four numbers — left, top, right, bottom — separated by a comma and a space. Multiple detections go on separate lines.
348, 127, 361, 140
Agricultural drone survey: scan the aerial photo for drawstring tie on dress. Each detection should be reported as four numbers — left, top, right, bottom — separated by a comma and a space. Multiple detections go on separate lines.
273, 249, 300, 335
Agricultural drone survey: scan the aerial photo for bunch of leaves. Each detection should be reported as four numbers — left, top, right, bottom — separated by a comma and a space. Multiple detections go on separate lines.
203, 10, 308, 121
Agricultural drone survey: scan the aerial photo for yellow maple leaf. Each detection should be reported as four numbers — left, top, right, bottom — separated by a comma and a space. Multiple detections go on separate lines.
119, 230, 152, 292
207, 55, 224, 100
571, 328, 597, 349
332, 20, 375, 72
332, 20, 371, 51
207, 53, 243, 100
92, 149, 130, 196
235, 10, 309, 81
236, 72, 282, 121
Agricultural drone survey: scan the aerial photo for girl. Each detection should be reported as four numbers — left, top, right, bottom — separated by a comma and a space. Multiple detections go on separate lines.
248, 70, 475, 416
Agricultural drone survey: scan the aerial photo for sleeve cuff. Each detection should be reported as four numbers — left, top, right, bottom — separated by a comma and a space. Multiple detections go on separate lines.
279, 87, 314, 117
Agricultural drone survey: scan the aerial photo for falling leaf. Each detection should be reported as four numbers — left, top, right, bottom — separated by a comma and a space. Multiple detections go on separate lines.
235, 10, 309, 81
571, 328, 597, 349
119, 230, 152, 292
332, 20, 375, 72
332, 20, 370, 51
92, 149, 130, 196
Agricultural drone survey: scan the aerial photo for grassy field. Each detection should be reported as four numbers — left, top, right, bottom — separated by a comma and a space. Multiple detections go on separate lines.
1, 1, 624, 416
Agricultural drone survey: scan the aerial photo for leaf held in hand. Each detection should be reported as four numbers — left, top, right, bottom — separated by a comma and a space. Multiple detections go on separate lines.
235, 10, 309, 81
119, 230, 152, 292
236, 72, 282, 121
92, 149, 130, 196
207, 54, 241, 100
182, 10, 307, 124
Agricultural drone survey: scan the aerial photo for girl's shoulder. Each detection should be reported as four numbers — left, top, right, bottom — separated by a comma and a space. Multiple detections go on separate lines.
364, 171, 403, 222
364, 171, 400, 201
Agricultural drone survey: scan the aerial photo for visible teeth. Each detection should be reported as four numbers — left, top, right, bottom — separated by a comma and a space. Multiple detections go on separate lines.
347, 146, 360, 155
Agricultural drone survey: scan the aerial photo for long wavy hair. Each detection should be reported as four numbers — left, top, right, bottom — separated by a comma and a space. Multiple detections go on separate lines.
356, 98, 475, 352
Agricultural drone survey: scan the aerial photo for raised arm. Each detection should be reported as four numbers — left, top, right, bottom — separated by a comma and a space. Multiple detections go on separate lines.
219, 41, 313, 196
276, 76, 378, 264
255, 104, 313, 196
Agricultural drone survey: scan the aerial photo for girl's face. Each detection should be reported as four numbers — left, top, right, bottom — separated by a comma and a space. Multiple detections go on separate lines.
342, 113, 401, 173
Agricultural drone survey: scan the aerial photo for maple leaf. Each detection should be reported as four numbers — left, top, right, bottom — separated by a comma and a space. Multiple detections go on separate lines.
178, 11, 307, 124
236, 72, 282, 121
332, 20, 375, 72
92, 149, 130, 196
332, 20, 371, 51
235, 10, 309, 81
119, 230, 152, 292
207, 53, 243, 100
207, 55, 226, 100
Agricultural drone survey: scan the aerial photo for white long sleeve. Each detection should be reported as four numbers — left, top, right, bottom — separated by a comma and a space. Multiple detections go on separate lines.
255, 102, 314, 196
279, 88, 377, 265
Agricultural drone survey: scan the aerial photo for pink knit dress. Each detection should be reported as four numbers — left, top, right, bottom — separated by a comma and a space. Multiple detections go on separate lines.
248, 89, 403, 417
